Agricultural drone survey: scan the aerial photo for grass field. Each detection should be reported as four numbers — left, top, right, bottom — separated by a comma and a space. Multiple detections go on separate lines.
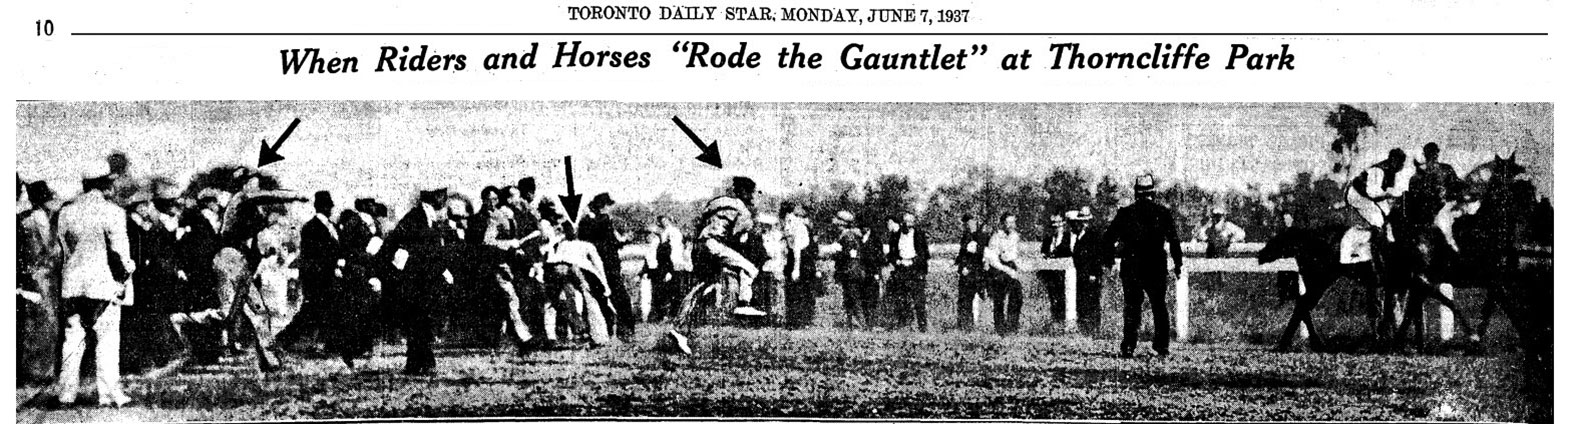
15, 254, 1543, 422
15, 325, 1539, 422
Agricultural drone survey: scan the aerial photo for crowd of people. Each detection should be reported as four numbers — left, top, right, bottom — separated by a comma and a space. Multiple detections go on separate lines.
14, 137, 1497, 408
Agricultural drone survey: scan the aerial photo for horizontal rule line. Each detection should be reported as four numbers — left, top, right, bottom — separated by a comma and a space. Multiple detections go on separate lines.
69, 32, 1548, 37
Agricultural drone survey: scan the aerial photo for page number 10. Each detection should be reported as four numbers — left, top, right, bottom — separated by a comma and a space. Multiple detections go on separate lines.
36, 19, 54, 36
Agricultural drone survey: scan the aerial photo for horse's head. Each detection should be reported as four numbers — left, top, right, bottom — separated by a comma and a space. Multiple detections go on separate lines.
1463, 152, 1538, 246
1464, 153, 1530, 191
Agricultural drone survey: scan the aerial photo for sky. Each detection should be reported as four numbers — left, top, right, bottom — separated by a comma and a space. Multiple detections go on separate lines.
15, 102, 1554, 211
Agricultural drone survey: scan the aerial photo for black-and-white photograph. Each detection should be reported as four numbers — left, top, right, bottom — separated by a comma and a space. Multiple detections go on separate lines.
13, 101, 1554, 422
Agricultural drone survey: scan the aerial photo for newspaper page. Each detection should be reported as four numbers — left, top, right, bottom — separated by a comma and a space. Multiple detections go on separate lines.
6, 1, 1567, 422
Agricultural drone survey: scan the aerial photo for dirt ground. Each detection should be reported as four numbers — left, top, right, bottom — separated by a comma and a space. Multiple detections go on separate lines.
16, 322, 1541, 422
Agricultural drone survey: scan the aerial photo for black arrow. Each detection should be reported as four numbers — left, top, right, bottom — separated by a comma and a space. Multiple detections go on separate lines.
559, 155, 584, 222
258, 118, 301, 168
672, 116, 722, 168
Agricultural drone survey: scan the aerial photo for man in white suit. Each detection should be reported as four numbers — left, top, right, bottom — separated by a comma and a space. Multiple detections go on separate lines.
53, 161, 136, 407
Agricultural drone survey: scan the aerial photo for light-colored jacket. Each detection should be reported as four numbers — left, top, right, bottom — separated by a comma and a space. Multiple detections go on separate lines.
56, 191, 135, 301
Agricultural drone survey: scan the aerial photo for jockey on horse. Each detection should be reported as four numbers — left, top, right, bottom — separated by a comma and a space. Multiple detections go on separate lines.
664, 176, 769, 355
1344, 148, 1414, 273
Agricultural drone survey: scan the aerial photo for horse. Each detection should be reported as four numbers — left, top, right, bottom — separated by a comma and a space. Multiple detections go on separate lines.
1394, 154, 1543, 347
1259, 225, 1391, 351
1261, 154, 1543, 354
1258, 206, 1479, 353
1451, 153, 1552, 418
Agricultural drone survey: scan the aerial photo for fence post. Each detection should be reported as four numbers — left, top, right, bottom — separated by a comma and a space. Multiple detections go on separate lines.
1296, 274, 1308, 340
1175, 269, 1190, 342
1438, 284, 1454, 341
1064, 264, 1078, 332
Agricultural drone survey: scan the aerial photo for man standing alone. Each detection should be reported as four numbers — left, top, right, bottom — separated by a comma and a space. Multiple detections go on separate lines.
378, 188, 461, 375
54, 161, 135, 407
279, 191, 341, 352
1103, 175, 1184, 358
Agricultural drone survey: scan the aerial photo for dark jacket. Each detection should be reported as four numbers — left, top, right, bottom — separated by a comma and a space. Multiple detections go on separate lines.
377, 206, 460, 303
887, 227, 931, 272
128, 216, 180, 312
177, 208, 224, 310
334, 210, 381, 298
1068, 227, 1108, 275
956, 231, 990, 270
1103, 199, 1183, 268
1042, 229, 1075, 258
299, 215, 342, 293
578, 213, 622, 264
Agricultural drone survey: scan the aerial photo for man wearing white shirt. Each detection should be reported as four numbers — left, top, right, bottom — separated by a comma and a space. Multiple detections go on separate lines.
983, 213, 1024, 335
886, 212, 931, 332
1346, 148, 1414, 270
648, 215, 687, 322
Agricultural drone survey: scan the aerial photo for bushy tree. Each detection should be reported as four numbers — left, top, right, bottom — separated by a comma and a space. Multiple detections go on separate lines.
861, 174, 917, 228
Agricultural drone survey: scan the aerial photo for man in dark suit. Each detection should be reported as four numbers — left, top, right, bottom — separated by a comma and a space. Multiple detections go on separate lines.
1065, 208, 1108, 335
579, 193, 636, 340
173, 189, 228, 365
1040, 213, 1071, 258
327, 200, 383, 369
378, 188, 461, 375
954, 214, 991, 332
1103, 175, 1184, 358
278, 191, 341, 352
887, 212, 931, 332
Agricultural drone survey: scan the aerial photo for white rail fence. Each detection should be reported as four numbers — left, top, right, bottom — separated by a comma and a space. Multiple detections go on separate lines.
625, 240, 1551, 342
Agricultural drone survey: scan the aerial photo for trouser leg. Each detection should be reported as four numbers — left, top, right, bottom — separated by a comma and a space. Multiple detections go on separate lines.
891, 271, 910, 330
602, 262, 636, 337
489, 264, 529, 344
1005, 278, 1022, 334
55, 300, 95, 400
91, 304, 124, 399
1077, 272, 1103, 334
577, 270, 615, 344
956, 270, 976, 331
1041, 270, 1065, 329
865, 274, 883, 327
842, 273, 860, 325
1146, 280, 1171, 353
910, 272, 929, 332
1120, 270, 1143, 355
403, 301, 436, 371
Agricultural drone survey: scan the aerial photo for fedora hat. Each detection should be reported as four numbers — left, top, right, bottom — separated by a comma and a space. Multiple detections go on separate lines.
1066, 207, 1093, 221
590, 193, 616, 208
